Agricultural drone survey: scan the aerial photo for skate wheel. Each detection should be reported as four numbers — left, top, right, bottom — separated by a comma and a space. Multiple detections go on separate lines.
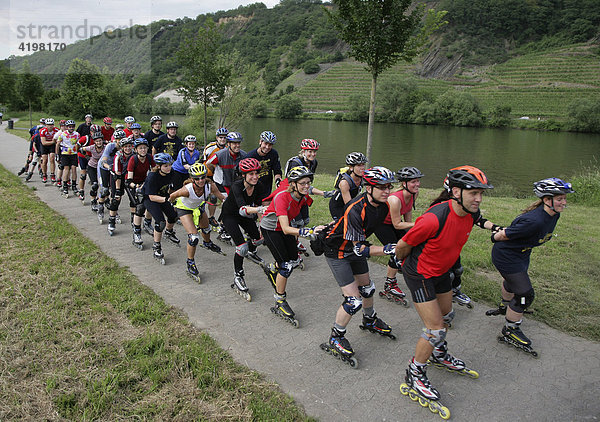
387, 333, 397, 340
428, 403, 438, 414
245, 293, 252, 302
418, 396, 429, 407
408, 391, 419, 401
292, 319, 299, 328
399, 383, 410, 396
348, 357, 358, 369
378, 291, 386, 298
466, 303, 473, 309
466, 369, 479, 379
438, 405, 450, 420
358, 324, 366, 331
530, 350, 539, 358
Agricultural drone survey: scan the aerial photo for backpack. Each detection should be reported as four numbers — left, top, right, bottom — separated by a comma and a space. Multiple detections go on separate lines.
333, 166, 350, 189
309, 223, 335, 256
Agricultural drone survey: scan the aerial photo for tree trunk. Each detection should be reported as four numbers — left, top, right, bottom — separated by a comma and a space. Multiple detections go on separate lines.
366, 74, 377, 165
203, 100, 208, 149
29, 100, 32, 129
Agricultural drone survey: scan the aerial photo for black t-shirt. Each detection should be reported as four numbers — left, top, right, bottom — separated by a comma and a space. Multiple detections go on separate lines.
284, 155, 318, 176
77, 123, 91, 138
153, 134, 183, 160
246, 148, 282, 194
221, 179, 268, 218
144, 129, 164, 150
329, 173, 362, 219
144, 170, 173, 198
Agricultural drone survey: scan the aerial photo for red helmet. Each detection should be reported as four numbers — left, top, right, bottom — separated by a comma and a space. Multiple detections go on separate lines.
90, 124, 101, 133
363, 166, 395, 186
103, 117, 112, 124
238, 158, 261, 173
300, 139, 319, 150
59, 119, 66, 126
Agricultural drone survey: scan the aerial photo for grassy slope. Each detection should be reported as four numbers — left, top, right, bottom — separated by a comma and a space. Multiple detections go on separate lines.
293, 43, 600, 118
0, 164, 312, 420
309, 174, 600, 341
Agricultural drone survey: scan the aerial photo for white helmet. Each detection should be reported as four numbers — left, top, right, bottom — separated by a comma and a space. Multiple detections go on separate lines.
124, 116, 135, 123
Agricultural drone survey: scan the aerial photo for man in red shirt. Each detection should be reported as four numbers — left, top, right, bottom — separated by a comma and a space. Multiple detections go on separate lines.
101, 117, 114, 142
39, 118, 59, 183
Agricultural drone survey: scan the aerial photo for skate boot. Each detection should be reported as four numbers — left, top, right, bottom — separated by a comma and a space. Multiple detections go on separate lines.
115, 214, 122, 224
208, 216, 219, 228
231, 270, 251, 301
62, 185, 69, 198
217, 225, 232, 244
359, 312, 396, 340
56, 180, 62, 188
143, 218, 154, 235
264, 263, 278, 291
297, 240, 309, 257
42, 174, 48, 184
246, 250, 265, 268
452, 285, 473, 309
400, 359, 450, 419
132, 229, 143, 250
186, 259, 201, 283
499, 321, 538, 357
379, 277, 408, 306
201, 240, 226, 255
320, 327, 358, 368
429, 341, 479, 378
50, 174, 56, 184
90, 198, 98, 212
97, 204, 105, 224
25, 172, 33, 182
18, 166, 27, 176
78, 190, 85, 203
107, 216, 116, 236
153, 242, 165, 265
296, 252, 305, 271
164, 228, 180, 246
270, 292, 299, 327
72, 183, 79, 196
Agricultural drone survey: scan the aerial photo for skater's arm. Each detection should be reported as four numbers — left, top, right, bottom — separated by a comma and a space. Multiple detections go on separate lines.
389, 195, 414, 230
395, 239, 413, 260
168, 186, 189, 202
339, 179, 352, 205
491, 228, 508, 242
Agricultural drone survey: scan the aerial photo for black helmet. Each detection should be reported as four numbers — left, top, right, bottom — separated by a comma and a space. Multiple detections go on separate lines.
533, 178, 574, 198
447, 166, 493, 190
345, 152, 367, 166
287, 166, 314, 182
396, 166, 424, 181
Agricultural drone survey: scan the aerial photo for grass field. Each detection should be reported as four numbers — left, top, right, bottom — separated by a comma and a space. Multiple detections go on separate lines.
0, 164, 312, 420
309, 174, 600, 342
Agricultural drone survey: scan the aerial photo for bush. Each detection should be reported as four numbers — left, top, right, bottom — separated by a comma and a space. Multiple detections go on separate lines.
411, 90, 483, 127
249, 98, 268, 118
303, 61, 320, 75
567, 98, 600, 133
345, 94, 369, 122
377, 78, 426, 123
570, 162, 600, 206
275, 95, 302, 119
487, 105, 512, 128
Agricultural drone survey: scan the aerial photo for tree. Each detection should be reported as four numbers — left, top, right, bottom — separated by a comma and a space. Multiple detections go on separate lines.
176, 19, 231, 147
16, 61, 44, 128
61, 59, 107, 118
327, 0, 447, 163
275, 95, 303, 119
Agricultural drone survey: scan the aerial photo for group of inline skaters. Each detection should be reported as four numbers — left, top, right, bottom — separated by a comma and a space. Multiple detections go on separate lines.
16, 114, 574, 419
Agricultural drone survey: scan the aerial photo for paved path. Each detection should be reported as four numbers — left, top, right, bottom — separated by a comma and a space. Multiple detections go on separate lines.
2, 125, 599, 421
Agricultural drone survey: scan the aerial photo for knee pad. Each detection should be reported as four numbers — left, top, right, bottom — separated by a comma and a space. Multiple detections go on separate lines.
511, 289, 535, 313
303, 217, 310, 227
154, 220, 166, 233
421, 327, 447, 348
342, 296, 363, 316
278, 261, 294, 278
454, 264, 464, 277
187, 233, 200, 247
387, 255, 398, 269
252, 237, 264, 247
235, 242, 249, 257
358, 279, 376, 298
201, 226, 212, 235
90, 182, 99, 197
449, 271, 455, 283
167, 215, 178, 225
80, 174, 87, 181
135, 204, 145, 217
100, 186, 110, 198
208, 194, 218, 205
106, 198, 119, 211
443, 310, 455, 326
58, 163, 64, 170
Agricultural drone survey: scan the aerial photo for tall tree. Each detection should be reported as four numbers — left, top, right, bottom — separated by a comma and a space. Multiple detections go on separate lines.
62, 59, 107, 118
327, 0, 447, 163
16, 61, 44, 128
176, 19, 231, 147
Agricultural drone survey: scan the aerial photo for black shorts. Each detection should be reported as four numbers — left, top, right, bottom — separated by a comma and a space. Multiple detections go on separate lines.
41, 144, 55, 155
263, 229, 297, 265
78, 155, 89, 170
325, 254, 369, 287
60, 154, 78, 167
374, 223, 407, 245
402, 269, 452, 303
500, 271, 532, 295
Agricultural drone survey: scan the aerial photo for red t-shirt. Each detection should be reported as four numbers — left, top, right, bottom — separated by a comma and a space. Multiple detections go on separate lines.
101, 126, 115, 142
401, 200, 477, 278
39, 127, 59, 144
77, 135, 93, 158
127, 154, 155, 184
124, 128, 133, 137
261, 190, 312, 231
383, 190, 414, 225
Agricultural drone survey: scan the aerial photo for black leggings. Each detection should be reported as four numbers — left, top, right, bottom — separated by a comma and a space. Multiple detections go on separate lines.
263, 229, 297, 265
374, 223, 407, 270
222, 214, 260, 273
144, 199, 177, 227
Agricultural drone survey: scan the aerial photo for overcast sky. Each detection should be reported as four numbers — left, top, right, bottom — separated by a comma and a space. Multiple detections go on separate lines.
1, 0, 280, 60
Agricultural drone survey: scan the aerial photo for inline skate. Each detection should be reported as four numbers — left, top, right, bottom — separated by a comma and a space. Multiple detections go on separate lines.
297, 240, 309, 257
296, 253, 305, 271
400, 360, 450, 420
270, 293, 298, 327
452, 285, 473, 309
90, 198, 98, 212
17, 166, 27, 176
359, 312, 396, 340
153, 242, 165, 265
216, 224, 232, 245
61, 184, 69, 198
200, 240, 226, 255
143, 218, 154, 235
379, 277, 408, 306
264, 263, 278, 291
71, 181, 79, 196
164, 228, 181, 247
42, 174, 48, 184
25, 172, 33, 182
132, 229, 143, 250
56, 180, 62, 188
320, 327, 358, 368
50, 173, 56, 184
115, 214, 122, 224
498, 322, 539, 357
78, 190, 85, 204
246, 250, 265, 268
231, 270, 251, 301
187, 259, 201, 283
97, 204, 105, 224
429, 341, 479, 378
107, 216, 116, 236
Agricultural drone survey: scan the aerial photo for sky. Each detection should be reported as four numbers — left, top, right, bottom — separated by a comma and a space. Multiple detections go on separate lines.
0, 0, 280, 61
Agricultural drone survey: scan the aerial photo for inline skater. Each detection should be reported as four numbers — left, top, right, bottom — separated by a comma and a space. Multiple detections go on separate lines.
106, 137, 135, 236
77, 114, 93, 138
101, 117, 114, 142
328, 152, 367, 220
245, 130, 282, 195
260, 166, 323, 326
489, 177, 573, 357
171, 135, 201, 191
97, 129, 125, 223
56, 120, 80, 197
374, 166, 424, 306
152, 121, 182, 161
220, 158, 268, 301
22, 120, 44, 181
144, 115, 163, 150
320, 167, 399, 368
53, 120, 67, 187
203, 127, 229, 228
123, 116, 135, 137
394, 166, 492, 418
126, 138, 155, 249
81, 131, 106, 212
75, 125, 99, 202
144, 153, 181, 264
39, 118, 59, 183
169, 162, 225, 282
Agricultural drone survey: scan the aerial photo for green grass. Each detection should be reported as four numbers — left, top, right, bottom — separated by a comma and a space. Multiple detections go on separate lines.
0, 164, 312, 420
310, 174, 600, 341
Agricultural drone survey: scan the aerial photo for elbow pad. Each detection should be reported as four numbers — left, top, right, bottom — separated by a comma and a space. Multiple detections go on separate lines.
239, 206, 251, 218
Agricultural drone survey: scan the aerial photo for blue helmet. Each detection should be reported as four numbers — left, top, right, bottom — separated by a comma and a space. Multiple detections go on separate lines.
130, 123, 141, 129
260, 130, 277, 144
134, 138, 149, 148
226, 132, 243, 142
216, 127, 229, 136
533, 177, 574, 198
154, 152, 174, 165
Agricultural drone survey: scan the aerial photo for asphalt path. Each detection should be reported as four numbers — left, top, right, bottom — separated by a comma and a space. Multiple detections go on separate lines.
2, 124, 598, 421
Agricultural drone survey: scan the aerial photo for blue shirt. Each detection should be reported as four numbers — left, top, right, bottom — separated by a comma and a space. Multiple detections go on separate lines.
172, 148, 200, 174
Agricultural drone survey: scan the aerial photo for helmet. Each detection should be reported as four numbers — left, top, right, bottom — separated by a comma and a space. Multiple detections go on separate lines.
189, 162, 208, 178
119, 137, 134, 147
39, 118, 46, 123
115, 123, 125, 129
134, 138, 149, 148
154, 152, 174, 165
396, 166, 424, 181
114, 129, 126, 139
216, 127, 229, 136
260, 130, 277, 144
363, 166, 396, 186
300, 138, 319, 150
59, 120, 66, 126
287, 166, 314, 182
130, 123, 141, 130
92, 131, 104, 140
447, 165, 493, 190
346, 152, 367, 166
238, 157, 261, 173
150, 115, 162, 123
65, 120, 76, 126
124, 116, 135, 123
103, 117, 112, 124
226, 132, 243, 142
166, 121, 178, 129
45, 118, 55, 125
90, 124, 101, 133
184, 135, 197, 143
533, 178, 574, 198
85, 114, 93, 119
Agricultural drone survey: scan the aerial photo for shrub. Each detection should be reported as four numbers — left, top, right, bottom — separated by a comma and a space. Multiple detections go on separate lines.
570, 162, 600, 206
567, 98, 600, 133
303, 61, 320, 75
275, 95, 302, 119
487, 105, 512, 128
345, 94, 369, 122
